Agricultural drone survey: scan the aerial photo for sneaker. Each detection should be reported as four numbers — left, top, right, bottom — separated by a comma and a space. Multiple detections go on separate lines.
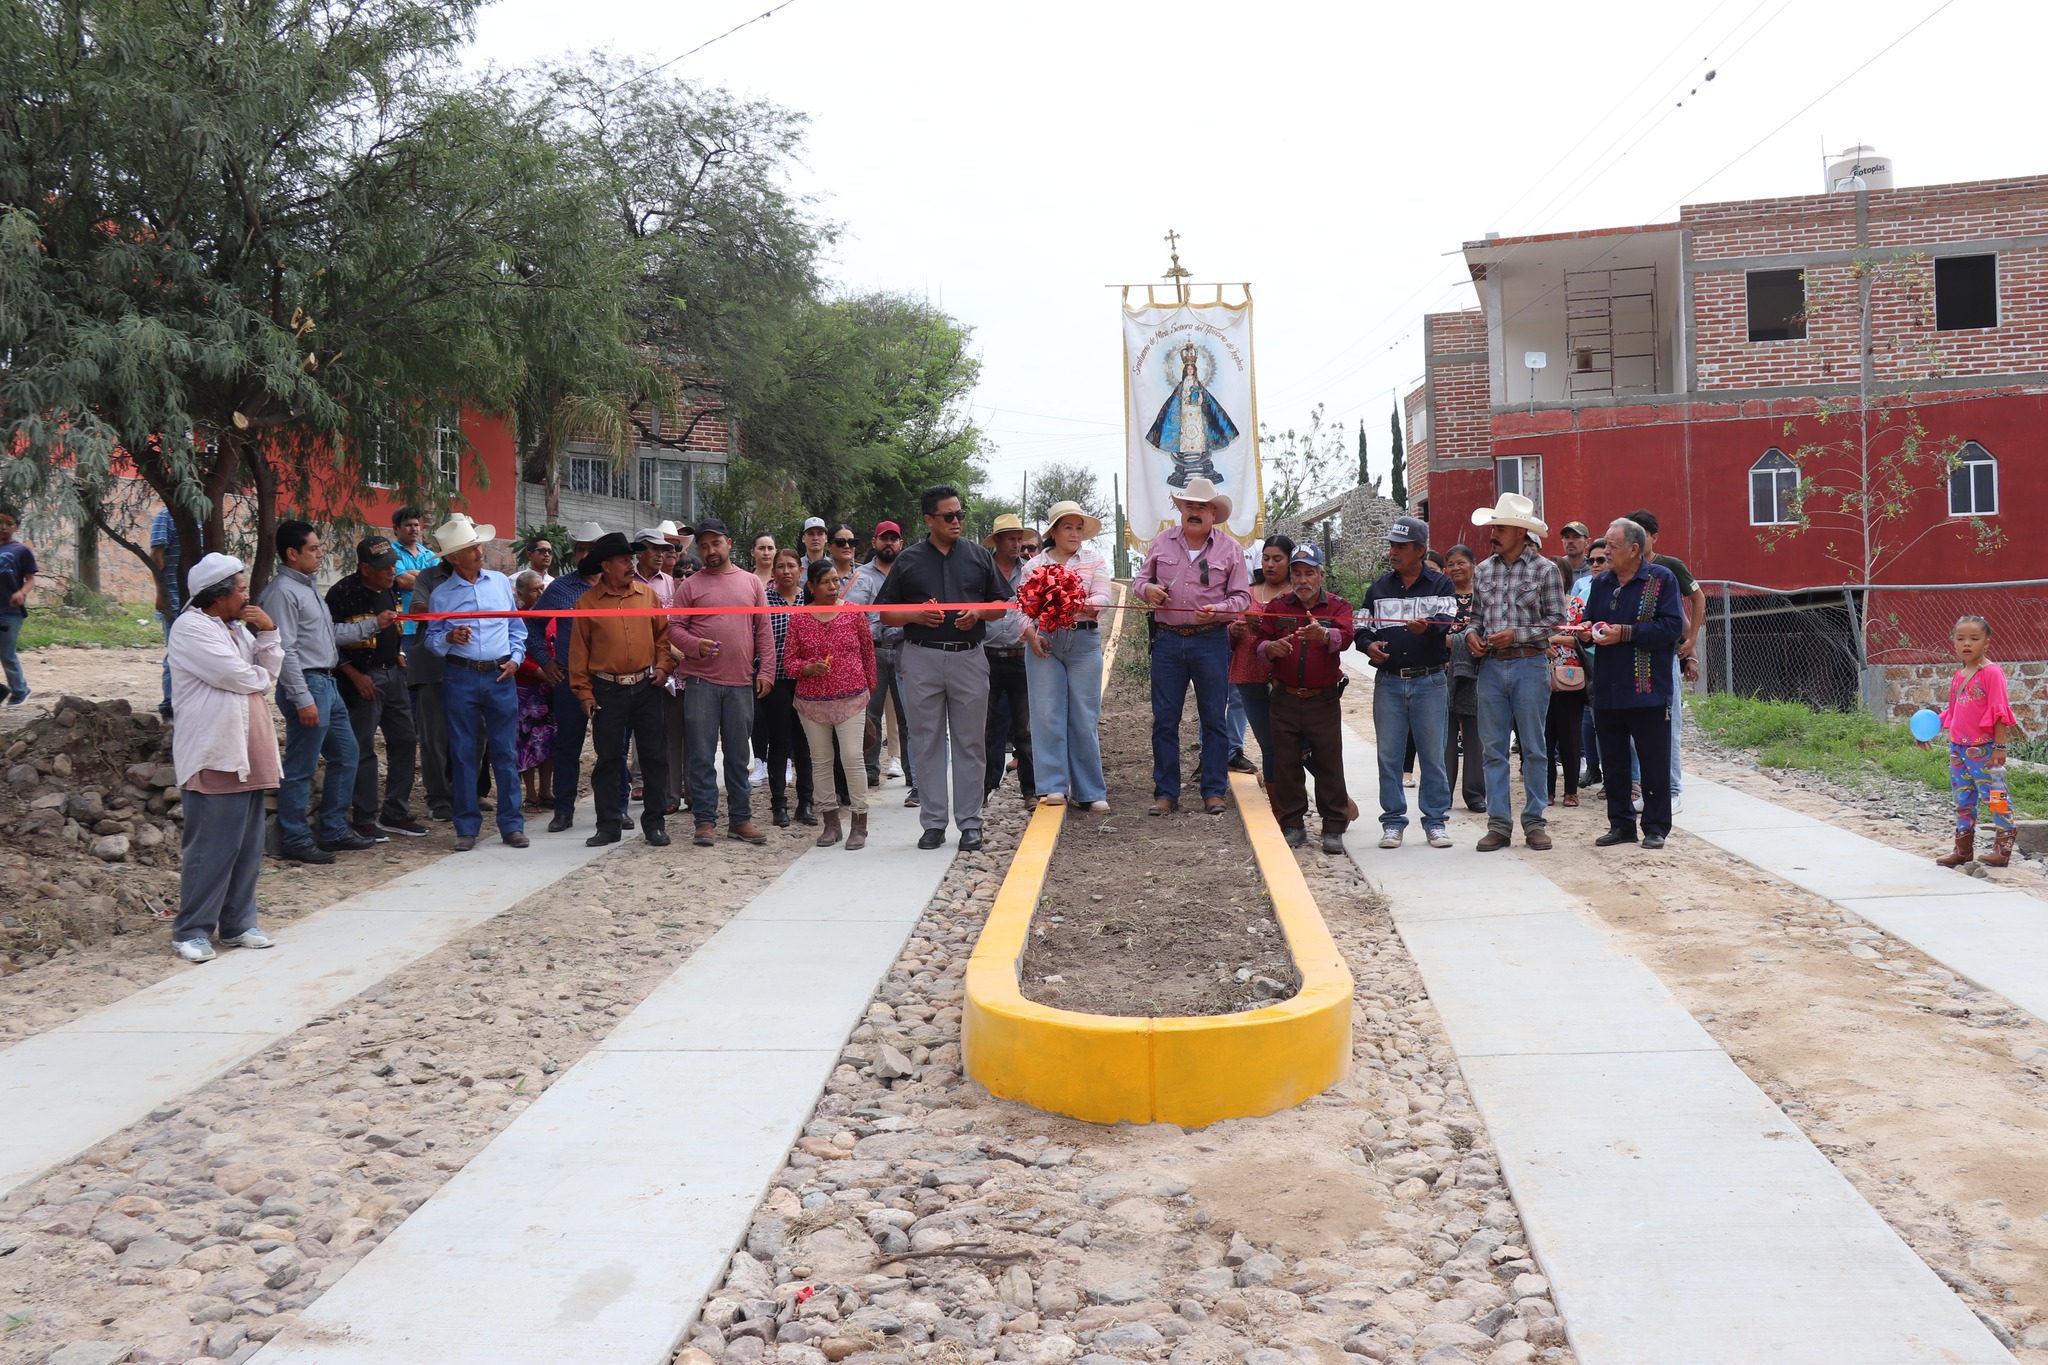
887, 758, 903, 779
905, 787, 920, 808
1283, 826, 1307, 848
377, 815, 429, 837
351, 822, 391, 844
1227, 749, 1257, 775
749, 759, 769, 786
220, 929, 275, 950
173, 938, 216, 963
1642, 833, 1668, 850
1671, 795, 1685, 814
1378, 827, 1403, 849
4, 689, 28, 707
1320, 831, 1346, 855
318, 832, 377, 853
1425, 826, 1453, 849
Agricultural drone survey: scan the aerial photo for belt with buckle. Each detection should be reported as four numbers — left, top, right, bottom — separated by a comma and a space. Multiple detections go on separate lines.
303, 667, 333, 676
1161, 623, 1224, 637
593, 668, 654, 686
910, 638, 977, 653
1486, 645, 1545, 660
450, 655, 511, 672
984, 645, 1025, 657
1069, 620, 1100, 630
1392, 664, 1445, 679
1279, 684, 1331, 698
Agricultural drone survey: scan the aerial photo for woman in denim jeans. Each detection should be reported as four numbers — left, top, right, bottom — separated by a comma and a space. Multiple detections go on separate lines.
1020, 502, 1114, 809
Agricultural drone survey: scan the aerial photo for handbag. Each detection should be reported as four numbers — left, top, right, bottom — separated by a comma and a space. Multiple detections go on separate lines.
1550, 641, 1586, 692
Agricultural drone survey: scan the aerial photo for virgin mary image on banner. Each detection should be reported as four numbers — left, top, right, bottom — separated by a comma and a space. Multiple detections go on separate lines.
1145, 341, 1240, 489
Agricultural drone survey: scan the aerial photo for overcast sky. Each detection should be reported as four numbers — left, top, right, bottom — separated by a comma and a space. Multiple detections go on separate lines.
468, 0, 2010, 512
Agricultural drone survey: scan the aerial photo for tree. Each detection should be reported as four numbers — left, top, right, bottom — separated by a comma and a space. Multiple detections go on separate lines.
1022, 461, 1104, 529
1356, 420, 1369, 488
1, 0, 630, 596
1260, 403, 1345, 526
1388, 407, 1407, 508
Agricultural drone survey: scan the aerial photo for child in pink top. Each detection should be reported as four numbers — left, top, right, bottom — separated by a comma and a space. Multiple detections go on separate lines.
1929, 615, 2020, 867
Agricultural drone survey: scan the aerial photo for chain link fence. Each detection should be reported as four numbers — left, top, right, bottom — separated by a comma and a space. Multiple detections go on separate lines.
1698, 579, 2048, 726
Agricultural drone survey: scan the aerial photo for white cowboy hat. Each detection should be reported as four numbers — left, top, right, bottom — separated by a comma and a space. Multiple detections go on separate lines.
981, 513, 1029, 548
656, 519, 694, 540
1171, 476, 1233, 524
569, 521, 606, 545
433, 513, 494, 555
1039, 500, 1104, 541
1469, 492, 1548, 537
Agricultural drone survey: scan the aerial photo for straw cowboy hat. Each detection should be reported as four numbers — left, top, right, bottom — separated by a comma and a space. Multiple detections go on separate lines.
1171, 476, 1232, 523
433, 513, 494, 555
1469, 492, 1548, 537
1039, 500, 1103, 541
982, 513, 1030, 548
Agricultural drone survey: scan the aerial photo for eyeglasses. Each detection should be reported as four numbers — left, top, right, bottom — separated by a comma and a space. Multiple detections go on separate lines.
831, 538, 855, 547
934, 510, 964, 522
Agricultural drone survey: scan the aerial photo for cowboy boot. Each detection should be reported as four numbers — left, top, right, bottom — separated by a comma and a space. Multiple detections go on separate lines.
1981, 827, 2016, 868
815, 809, 842, 848
845, 812, 868, 851
1936, 829, 1974, 867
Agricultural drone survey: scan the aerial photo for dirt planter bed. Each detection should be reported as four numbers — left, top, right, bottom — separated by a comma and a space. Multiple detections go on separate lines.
964, 613, 1353, 1127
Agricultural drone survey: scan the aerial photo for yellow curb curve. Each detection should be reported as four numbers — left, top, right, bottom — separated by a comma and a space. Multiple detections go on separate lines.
962, 593, 1354, 1127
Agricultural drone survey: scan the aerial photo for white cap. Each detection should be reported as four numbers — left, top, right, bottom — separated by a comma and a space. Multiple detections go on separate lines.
633, 527, 668, 547
802, 517, 827, 532
186, 552, 246, 597
570, 521, 605, 544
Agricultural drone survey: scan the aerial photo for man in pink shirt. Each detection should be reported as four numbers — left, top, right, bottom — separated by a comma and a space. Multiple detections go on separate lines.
667, 518, 776, 845
1132, 478, 1251, 816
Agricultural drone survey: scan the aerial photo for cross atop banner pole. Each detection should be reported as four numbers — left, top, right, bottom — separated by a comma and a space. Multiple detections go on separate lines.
1117, 234, 1263, 554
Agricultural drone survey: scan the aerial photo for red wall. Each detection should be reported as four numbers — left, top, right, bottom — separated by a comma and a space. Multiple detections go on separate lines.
306, 409, 520, 535
1425, 388, 2048, 586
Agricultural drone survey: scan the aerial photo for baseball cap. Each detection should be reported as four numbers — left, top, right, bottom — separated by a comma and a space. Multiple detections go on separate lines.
633, 527, 667, 547
802, 516, 827, 532
1387, 516, 1429, 546
1561, 520, 1591, 537
356, 535, 399, 569
1289, 543, 1326, 568
874, 520, 902, 537
695, 517, 731, 539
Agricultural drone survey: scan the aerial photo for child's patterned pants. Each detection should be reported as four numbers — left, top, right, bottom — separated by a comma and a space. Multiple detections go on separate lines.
1950, 741, 2014, 835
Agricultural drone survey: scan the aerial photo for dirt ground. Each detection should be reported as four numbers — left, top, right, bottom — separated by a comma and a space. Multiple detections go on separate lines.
1020, 664, 1293, 1019
0, 645, 166, 726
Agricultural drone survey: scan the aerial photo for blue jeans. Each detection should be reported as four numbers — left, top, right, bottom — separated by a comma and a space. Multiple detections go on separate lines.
685, 680, 755, 826
1235, 681, 1275, 780
1226, 684, 1247, 749
1477, 654, 1552, 833
442, 664, 523, 838
0, 615, 25, 699
1150, 629, 1232, 801
1025, 628, 1107, 804
276, 670, 359, 849
1374, 670, 1451, 831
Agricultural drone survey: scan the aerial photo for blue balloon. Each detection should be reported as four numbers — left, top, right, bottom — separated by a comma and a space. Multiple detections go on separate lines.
1908, 709, 1942, 742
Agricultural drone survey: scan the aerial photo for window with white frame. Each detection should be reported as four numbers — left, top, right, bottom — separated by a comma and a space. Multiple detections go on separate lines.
567, 455, 630, 500
433, 410, 461, 490
1948, 441, 1998, 517
1494, 454, 1543, 521
365, 428, 393, 489
638, 457, 692, 520
1749, 448, 1799, 526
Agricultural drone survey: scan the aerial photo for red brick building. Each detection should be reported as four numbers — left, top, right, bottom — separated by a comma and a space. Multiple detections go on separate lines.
1404, 171, 2048, 591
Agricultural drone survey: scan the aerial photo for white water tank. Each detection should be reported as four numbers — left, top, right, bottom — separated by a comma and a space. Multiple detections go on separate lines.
1827, 145, 1895, 193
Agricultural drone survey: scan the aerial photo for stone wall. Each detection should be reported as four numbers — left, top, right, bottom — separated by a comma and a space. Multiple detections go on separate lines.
1270, 486, 1403, 594
1883, 660, 2048, 734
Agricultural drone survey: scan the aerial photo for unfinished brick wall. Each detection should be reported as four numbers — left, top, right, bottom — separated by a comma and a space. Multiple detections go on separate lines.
1688, 175, 2048, 392
1425, 310, 1491, 470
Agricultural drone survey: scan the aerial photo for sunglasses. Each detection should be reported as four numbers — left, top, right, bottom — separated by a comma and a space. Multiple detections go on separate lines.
831, 538, 855, 547
1021, 544, 1039, 554
934, 510, 964, 522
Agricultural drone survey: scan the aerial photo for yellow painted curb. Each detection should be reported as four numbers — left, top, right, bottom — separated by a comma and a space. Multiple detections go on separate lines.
962, 597, 1354, 1126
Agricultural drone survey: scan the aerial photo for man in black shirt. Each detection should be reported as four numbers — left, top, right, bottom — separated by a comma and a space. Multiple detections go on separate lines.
327, 536, 423, 840
1359, 516, 1458, 850
876, 485, 1013, 852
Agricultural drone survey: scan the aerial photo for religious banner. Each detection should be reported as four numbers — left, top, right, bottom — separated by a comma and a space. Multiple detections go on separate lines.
1122, 284, 1262, 551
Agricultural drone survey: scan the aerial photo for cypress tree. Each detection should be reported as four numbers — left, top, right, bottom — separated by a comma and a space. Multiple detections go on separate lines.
1389, 407, 1408, 507
1357, 420, 1369, 487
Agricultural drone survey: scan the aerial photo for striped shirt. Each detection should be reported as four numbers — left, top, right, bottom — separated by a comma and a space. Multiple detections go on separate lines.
1472, 547, 1566, 649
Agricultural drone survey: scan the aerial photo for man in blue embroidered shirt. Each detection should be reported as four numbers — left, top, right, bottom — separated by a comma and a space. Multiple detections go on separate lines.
424, 514, 529, 851
1582, 517, 1685, 850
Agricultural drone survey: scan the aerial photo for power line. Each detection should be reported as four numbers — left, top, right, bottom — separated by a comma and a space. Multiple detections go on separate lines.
600, 0, 803, 96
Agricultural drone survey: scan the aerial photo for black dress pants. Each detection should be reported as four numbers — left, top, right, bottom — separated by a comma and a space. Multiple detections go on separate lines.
591, 677, 669, 835
983, 648, 1035, 797
1596, 703, 1672, 839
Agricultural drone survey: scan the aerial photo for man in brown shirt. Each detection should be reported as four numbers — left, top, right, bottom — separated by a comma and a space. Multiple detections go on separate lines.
570, 533, 674, 847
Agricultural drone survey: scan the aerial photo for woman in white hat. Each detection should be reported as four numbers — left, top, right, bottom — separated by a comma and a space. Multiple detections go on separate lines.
165, 555, 283, 962
1019, 501, 1114, 809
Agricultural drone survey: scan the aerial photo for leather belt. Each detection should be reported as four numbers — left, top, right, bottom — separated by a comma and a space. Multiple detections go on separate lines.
449, 655, 512, 672
1279, 684, 1332, 698
1390, 664, 1445, 679
984, 645, 1025, 657
1160, 623, 1224, 637
1069, 620, 1100, 631
593, 668, 655, 686
303, 667, 333, 676
910, 638, 977, 653
1485, 645, 1545, 660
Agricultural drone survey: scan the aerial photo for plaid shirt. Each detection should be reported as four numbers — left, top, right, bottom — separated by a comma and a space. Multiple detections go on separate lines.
1472, 548, 1566, 649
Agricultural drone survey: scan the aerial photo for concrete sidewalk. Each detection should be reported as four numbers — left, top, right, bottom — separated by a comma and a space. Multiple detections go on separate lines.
1334, 710, 2011, 1363
0, 829, 634, 1198
1676, 779, 2048, 1023
255, 794, 957, 1365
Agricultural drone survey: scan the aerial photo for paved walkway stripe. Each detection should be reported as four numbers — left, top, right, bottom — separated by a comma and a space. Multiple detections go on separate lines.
1676, 778, 2048, 1023
1, 829, 632, 1199
1333, 708, 2011, 1363
255, 795, 954, 1365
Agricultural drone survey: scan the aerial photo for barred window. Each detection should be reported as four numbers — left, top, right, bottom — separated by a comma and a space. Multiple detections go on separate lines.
1749, 448, 1798, 526
567, 455, 629, 500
